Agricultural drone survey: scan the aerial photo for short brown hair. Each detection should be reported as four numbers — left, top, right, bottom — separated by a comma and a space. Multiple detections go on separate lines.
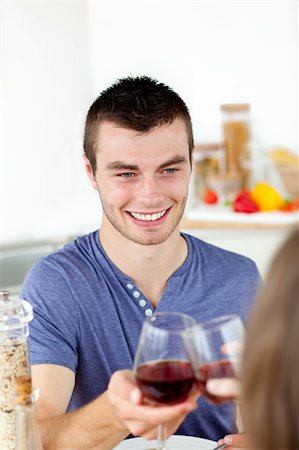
83, 76, 194, 173
241, 229, 299, 449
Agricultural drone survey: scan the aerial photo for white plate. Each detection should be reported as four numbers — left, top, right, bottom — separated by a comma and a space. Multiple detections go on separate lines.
113, 435, 216, 450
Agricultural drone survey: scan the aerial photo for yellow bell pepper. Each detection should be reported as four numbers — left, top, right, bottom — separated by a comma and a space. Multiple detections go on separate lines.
251, 183, 284, 212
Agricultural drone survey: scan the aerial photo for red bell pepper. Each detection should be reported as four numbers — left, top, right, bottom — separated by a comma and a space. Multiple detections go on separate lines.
233, 189, 259, 213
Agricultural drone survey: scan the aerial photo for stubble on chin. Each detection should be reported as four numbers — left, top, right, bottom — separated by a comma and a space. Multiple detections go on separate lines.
100, 195, 188, 246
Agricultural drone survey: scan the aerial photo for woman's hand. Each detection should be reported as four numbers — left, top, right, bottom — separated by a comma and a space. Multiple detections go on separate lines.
207, 379, 247, 449
206, 378, 240, 400
217, 433, 248, 449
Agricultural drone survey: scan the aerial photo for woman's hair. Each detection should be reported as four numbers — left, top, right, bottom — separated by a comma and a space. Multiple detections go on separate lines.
83, 76, 194, 174
241, 229, 299, 449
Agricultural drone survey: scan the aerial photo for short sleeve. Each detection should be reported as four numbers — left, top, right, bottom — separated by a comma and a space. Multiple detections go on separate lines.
21, 257, 80, 373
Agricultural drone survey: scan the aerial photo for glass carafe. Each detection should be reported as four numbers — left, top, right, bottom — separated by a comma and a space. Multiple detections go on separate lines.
0, 290, 33, 450
15, 376, 43, 450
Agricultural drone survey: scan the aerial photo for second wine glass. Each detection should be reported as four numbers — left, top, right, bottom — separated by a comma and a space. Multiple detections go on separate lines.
134, 311, 197, 450
185, 314, 245, 404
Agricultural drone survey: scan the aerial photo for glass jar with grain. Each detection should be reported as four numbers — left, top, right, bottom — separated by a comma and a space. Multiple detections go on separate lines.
221, 103, 251, 182
0, 291, 33, 450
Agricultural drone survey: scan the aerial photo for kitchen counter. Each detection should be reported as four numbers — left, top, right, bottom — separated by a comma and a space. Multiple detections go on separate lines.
181, 205, 298, 277
181, 205, 299, 230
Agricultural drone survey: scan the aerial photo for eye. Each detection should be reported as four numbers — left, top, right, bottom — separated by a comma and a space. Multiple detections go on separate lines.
118, 172, 135, 178
163, 168, 178, 174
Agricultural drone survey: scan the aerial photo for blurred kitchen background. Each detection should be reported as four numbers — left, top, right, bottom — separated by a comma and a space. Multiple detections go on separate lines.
0, 0, 298, 294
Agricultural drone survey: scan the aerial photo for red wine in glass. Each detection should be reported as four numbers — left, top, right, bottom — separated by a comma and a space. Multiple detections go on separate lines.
185, 314, 244, 405
196, 359, 238, 403
136, 359, 196, 405
134, 312, 196, 450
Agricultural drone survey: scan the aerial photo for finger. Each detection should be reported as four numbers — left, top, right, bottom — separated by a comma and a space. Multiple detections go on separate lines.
111, 393, 197, 423
133, 395, 199, 428
140, 399, 197, 424
109, 370, 138, 401
130, 412, 190, 440
221, 341, 244, 356
110, 395, 197, 438
124, 414, 182, 439
207, 378, 240, 399
220, 447, 247, 450
218, 433, 247, 448
130, 387, 143, 405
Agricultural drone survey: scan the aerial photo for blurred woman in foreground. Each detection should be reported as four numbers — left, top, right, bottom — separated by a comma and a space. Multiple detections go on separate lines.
211, 229, 299, 449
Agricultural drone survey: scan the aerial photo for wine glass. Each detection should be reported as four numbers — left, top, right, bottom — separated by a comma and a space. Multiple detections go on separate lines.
185, 314, 244, 403
134, 311, 197, 450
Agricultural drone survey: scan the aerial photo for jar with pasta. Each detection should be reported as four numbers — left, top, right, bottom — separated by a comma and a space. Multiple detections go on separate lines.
221, 103, 251, 185
0, 291, 33, 450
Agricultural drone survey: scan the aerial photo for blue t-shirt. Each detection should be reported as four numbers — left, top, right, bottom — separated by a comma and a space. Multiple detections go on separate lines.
21, 231, 260, 441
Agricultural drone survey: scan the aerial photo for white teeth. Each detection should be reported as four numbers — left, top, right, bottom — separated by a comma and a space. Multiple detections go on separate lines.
130, 210, 167, 221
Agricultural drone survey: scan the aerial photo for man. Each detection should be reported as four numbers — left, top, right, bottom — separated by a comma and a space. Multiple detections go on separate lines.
22, 76, 259, 449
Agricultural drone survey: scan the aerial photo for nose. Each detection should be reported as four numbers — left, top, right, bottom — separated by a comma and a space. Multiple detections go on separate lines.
137, 176, 164, 206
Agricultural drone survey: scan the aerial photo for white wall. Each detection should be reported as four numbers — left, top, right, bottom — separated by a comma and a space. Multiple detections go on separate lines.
88, 1, 297, 146
0, 1, 99, 245
0, 0, 297, 247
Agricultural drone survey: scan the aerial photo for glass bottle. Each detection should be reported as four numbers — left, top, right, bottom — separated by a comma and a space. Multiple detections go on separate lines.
0, 290, 33, 450
15, 376, 43, 450
193, 143, 225, 203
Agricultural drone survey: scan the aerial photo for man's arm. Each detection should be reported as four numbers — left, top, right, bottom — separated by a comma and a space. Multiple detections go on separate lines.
33, 366, 198, 450
32, 364, 129, 450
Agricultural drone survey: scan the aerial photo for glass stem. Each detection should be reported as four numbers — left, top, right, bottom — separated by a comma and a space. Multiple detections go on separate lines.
157, 424, 166, 450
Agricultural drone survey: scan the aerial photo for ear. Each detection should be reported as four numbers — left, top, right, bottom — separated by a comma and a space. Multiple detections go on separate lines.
83, 154, 98, 190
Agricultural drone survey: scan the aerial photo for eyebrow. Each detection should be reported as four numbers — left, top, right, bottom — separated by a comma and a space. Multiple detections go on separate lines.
158, 155, 188, 169
105, 162, 139, 171
105, 155, 188, 171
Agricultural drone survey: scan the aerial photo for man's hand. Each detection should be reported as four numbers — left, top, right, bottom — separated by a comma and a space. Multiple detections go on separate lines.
108, 369, 199, 440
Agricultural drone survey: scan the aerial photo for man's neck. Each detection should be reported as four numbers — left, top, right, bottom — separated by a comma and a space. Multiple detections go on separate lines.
99, 224, 188, 307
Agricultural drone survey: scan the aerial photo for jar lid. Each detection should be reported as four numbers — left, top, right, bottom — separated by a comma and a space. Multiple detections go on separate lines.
220, 103, 250, 112
0, 290, 33, 331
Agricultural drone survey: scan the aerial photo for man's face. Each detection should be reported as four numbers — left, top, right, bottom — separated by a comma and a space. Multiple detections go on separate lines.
86, 119, 192, 246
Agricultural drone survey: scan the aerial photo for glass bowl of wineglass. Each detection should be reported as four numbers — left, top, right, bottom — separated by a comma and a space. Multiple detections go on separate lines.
134, 311, 197, 450
184, 314, 244, 404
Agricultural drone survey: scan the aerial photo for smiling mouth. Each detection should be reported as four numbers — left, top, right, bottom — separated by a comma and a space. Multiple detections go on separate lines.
128, 209, 169, 222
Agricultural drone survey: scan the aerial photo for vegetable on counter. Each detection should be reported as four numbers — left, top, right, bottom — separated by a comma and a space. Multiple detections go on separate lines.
250, 183, 284, 212
280, 199, 299, 212
233, 189, 259, 214
204, 190, 218, 204
232, 182, 296, 214
203, 182, 297, 214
